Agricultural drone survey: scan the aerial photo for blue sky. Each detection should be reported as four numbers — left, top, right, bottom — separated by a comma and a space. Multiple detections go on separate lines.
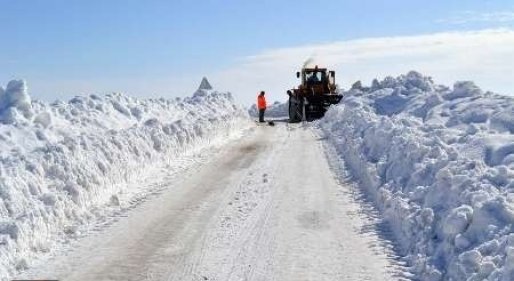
1, 0, 514, 104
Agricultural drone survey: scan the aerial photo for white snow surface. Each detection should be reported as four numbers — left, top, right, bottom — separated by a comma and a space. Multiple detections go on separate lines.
0, 80, 250, 279
319, 71, 514, 281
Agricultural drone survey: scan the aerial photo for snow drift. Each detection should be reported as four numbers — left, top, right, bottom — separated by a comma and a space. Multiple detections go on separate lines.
0, 79, 250, 279
319, 72, 514, 280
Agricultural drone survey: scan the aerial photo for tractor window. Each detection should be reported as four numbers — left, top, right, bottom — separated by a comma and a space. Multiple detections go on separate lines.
320, 72, 326, 81
306, 71, 325, 84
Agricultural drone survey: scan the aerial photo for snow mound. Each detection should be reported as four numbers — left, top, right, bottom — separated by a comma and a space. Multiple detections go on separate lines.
319, 71, 514, 280
0, 79, 250, 279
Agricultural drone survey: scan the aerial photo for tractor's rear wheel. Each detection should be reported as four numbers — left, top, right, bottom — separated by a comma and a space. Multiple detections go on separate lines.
288, 96, 302, 123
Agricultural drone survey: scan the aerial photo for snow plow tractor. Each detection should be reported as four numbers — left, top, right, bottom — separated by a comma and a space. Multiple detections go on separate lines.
287, 66, 343, 122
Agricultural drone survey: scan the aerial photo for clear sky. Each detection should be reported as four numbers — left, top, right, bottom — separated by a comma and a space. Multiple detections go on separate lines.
1, 0, 514, 105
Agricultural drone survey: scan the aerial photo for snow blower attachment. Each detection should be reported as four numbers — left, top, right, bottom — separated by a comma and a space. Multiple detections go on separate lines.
288, 66, 343, 122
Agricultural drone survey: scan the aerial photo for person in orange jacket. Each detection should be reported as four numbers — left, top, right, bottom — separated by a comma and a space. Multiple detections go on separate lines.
257, 91, 267, 122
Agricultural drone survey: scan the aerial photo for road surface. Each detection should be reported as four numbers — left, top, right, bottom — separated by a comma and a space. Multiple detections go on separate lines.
20, 122, 407, 281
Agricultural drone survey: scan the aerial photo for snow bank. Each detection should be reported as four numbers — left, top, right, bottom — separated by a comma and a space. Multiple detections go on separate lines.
248, 101, 288, 118
319, 71, 514, 280
0, 79, 250, 279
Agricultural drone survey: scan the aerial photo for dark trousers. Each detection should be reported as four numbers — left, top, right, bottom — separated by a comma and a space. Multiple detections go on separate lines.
259, 109, 265, 122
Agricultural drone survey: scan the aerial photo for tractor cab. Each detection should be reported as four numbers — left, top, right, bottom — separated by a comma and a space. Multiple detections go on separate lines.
296, 66, 336, 94
297, 66, 335, 88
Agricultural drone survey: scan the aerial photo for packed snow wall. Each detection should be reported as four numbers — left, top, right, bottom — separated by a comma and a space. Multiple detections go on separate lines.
0, 80, 251, 278
319, 72, 514, 281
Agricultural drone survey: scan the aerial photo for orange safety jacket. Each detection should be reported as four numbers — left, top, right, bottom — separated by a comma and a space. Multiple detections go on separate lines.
257, 95, 267, 110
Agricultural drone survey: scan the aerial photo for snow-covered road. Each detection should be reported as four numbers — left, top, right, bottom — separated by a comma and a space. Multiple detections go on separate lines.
20, 122, 406, 281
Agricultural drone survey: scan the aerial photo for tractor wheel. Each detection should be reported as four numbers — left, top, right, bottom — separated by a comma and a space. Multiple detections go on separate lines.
288, 96, 302, 123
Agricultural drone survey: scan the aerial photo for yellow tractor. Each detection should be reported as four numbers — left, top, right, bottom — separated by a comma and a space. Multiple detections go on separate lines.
287, 66, 343, 122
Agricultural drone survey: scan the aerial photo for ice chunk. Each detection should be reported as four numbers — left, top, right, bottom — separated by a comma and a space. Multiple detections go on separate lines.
0, 80, 33, 123
443, 205, 473, 237
33, 112, 52, 128
485, 140, 514, 166
444, 81, 483, 100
